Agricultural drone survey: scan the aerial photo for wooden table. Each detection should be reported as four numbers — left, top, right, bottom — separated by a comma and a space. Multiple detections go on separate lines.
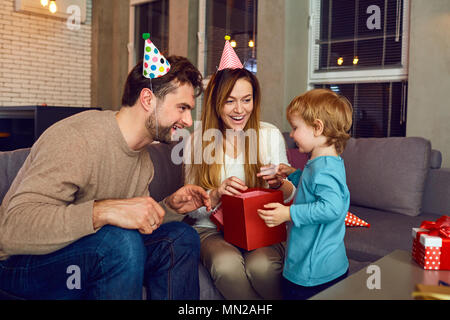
310, 250, 450, 300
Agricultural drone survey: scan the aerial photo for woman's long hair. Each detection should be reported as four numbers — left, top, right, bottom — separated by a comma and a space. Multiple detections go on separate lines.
186, 68, 265, 189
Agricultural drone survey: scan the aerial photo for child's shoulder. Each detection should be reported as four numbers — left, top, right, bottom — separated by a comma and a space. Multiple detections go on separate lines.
306, 156, 346, 178
307, 155, 343, 167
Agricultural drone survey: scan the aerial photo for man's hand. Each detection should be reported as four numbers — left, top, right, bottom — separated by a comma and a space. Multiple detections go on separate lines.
165, 185, 211, 214
257, 202, 291, 227
93, 196, 165, 234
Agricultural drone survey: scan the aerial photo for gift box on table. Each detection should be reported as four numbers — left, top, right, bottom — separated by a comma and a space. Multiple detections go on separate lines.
216, 188, 286, 251
412, 215, 450, 270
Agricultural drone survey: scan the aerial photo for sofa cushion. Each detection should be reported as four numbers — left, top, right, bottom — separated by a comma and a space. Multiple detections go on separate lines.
345, 205, 442, 262
286, 149, 309, 170
422, 168, 450, 215
341, 137, 431, 217
0, 148, 31, 204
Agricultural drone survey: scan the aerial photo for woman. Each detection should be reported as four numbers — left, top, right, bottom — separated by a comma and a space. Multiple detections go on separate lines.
184, 64, 296, 299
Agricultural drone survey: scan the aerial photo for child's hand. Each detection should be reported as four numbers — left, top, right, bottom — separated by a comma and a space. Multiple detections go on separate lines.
257, 164, 283, 189
257, 202, 291, 227
277, 163, 296, 179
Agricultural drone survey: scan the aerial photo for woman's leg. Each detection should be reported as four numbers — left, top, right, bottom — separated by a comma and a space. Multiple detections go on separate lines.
244, 242, 285, 299
197, 228, 261, 300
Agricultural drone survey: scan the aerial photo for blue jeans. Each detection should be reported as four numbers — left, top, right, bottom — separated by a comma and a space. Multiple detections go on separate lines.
0, 222, 200, 300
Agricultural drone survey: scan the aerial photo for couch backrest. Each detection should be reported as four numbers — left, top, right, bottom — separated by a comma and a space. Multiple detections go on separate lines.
283, 135, 445, 216
0, 143, 184, 205
1, 136, 444, 217
341, 137, 431, 217
0, 148, 31, 203
147, 142, 183, 202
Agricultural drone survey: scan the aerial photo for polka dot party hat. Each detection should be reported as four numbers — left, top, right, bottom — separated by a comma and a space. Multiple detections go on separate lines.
142, 33, 171, 79
345, 211, 370, 228
218, 35, 243, 71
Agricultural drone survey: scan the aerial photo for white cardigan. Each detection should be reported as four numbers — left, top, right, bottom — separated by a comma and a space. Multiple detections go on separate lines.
184, 121, 295, 228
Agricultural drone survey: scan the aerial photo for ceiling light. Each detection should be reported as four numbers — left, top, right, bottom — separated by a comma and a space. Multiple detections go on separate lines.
49, 0, 57, 13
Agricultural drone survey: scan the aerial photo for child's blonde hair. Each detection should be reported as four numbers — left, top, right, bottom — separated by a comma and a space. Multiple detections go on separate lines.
287, 88, 353, 154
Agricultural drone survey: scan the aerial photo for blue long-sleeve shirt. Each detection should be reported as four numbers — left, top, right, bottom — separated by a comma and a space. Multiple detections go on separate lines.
284, 156, 350, 287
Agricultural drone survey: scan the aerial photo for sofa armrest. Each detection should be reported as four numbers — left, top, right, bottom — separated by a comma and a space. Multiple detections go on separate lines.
422, 168, 450, 215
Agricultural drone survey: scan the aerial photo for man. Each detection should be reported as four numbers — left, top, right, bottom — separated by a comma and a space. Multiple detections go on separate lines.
0, 56, 210, 300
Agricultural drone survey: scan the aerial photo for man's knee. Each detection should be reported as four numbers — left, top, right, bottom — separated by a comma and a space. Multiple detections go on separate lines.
96, 226, 146, 268
163, 222, 200, 254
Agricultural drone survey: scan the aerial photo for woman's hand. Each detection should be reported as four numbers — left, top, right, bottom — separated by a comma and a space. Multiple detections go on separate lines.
210, 176, 248, 207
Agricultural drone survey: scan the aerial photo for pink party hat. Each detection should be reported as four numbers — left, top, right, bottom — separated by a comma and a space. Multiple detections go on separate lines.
218, 35, 243, 71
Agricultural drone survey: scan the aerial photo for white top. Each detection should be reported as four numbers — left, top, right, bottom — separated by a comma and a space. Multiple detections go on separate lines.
184, 121, 296, 228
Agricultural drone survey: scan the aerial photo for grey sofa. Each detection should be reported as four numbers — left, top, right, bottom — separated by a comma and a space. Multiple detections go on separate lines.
1, 136, 449, 300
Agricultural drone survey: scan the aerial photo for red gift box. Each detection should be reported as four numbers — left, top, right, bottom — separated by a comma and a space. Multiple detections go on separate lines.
412, 215, 450, 270
210, 206, 224, 231
219, 188, 286, 251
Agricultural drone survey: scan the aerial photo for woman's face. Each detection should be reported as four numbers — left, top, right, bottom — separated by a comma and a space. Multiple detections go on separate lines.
220, 78, 254, 131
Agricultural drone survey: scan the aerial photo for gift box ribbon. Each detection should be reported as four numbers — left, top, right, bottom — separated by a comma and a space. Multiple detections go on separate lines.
420, 215, 450, 239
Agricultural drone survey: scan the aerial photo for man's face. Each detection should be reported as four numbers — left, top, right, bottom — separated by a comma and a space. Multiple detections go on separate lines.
146, 82, 195, 143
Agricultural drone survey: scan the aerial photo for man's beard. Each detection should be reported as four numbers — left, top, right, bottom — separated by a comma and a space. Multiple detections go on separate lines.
145, 112, 173, 144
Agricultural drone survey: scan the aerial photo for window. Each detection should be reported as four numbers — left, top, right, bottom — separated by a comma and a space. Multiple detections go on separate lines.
129, 0, 169, 70
202, 0, 258, 77
309, 0, 409, 138
315, 81, 407, 138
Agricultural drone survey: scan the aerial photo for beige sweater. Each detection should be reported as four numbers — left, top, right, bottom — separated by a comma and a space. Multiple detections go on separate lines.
0, 110, 181, 260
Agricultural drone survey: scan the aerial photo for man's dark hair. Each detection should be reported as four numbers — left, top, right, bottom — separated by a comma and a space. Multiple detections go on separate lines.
121, 55, 203, 107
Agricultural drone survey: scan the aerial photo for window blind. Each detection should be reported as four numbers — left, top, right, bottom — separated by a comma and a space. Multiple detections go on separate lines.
134, 0, 169, 64
313, 0, 404, 72
314, 81, 407, 138
205, 0, 258, 77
